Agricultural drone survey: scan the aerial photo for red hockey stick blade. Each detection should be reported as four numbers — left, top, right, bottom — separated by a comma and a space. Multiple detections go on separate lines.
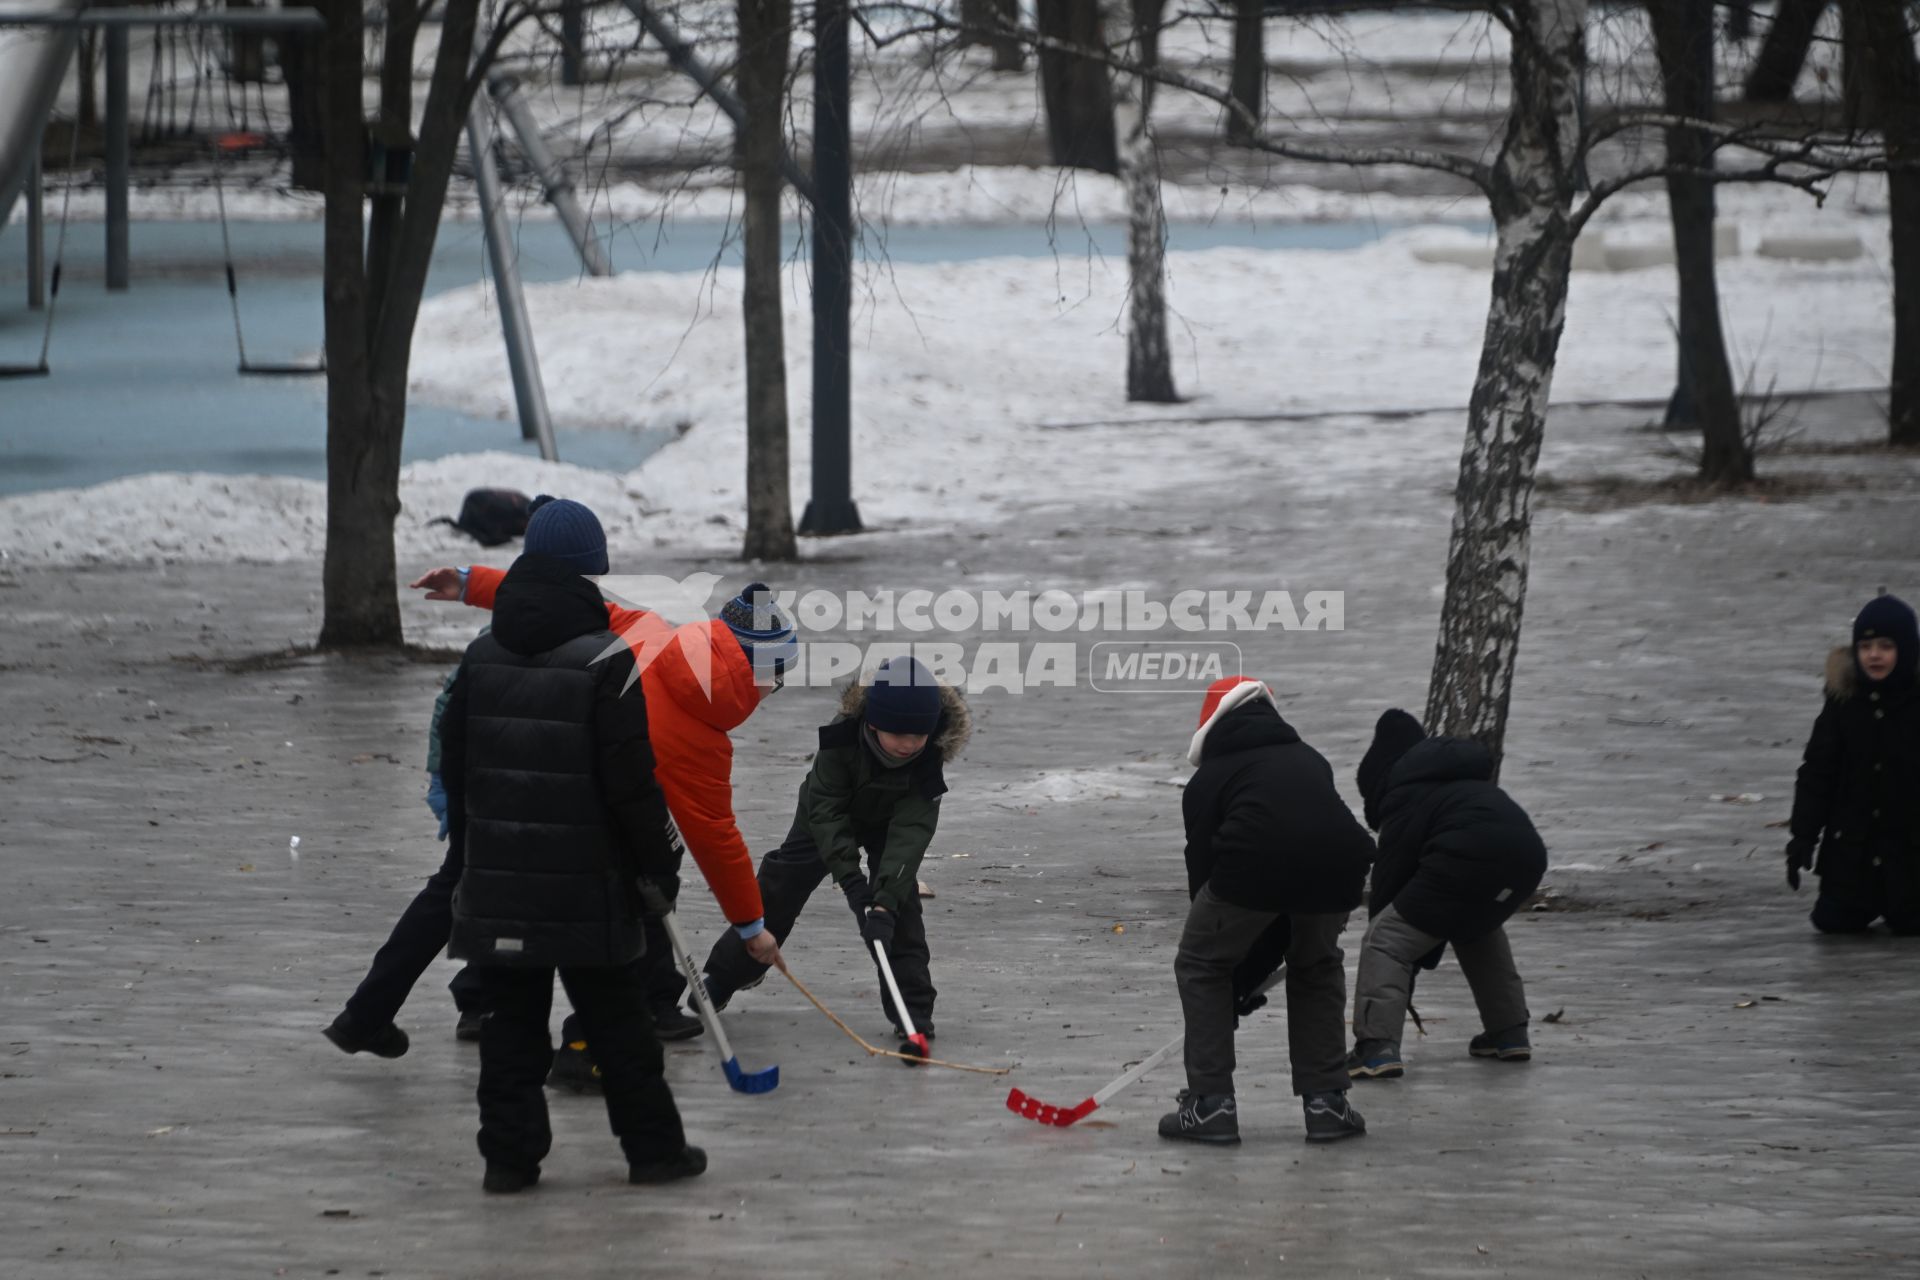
1006, 1087, 1099, 1127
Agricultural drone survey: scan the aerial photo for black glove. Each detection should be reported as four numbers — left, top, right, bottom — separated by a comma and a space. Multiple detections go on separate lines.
841, 874, 875, 922
637, 875, 679, 918
1786, 837, 1815, 891
861, 905, 896, 952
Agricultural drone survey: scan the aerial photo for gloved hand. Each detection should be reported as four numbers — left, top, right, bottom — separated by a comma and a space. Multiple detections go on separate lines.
861, 905, 896, 952
841, 874, 875, 923
637, 875, 680, 918
425, 773, 448, 840
1786, 836, 1816, 891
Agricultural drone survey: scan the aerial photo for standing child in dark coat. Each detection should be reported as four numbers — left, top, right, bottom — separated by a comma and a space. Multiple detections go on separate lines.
1348, 710, 1547, 1080
1163, 677, 1375, 1146
702, 656, 971, 1042
441, 548, 706, 1193
1787, 594, 1920, 934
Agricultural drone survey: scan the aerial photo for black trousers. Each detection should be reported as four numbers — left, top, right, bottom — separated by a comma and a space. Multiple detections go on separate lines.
703, 828, 937, 1029
474, 961, 685, 1173
341, 843, 683, 1037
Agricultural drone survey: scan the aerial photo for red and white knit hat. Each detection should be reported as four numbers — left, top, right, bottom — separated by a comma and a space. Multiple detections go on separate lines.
1188, 676, 1275, 766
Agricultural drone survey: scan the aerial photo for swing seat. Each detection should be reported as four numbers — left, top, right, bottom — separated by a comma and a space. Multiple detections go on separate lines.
0, 362, 51, 379
237, 360, 326, 376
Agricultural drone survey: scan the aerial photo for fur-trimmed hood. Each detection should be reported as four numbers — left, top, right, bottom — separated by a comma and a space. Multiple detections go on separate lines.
1827, 645, 1859, 700
836, 679, 973, 762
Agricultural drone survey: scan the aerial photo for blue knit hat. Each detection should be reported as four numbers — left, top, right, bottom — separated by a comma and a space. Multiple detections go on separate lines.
866, 656, 942, 736
1853, 593, 1917, 688
719, 582, 798, 681
522, 495, 609, 576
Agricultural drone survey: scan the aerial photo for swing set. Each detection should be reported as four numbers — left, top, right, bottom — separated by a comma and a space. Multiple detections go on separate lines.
2, 8, 325, 380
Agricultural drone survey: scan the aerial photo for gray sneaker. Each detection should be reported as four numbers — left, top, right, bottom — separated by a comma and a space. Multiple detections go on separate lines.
1157, 1091, 1240, 1145
1303, 1090, 1367, 1143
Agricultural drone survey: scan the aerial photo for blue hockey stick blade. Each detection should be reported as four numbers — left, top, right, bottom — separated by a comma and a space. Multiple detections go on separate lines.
721, 1056, 780, 1094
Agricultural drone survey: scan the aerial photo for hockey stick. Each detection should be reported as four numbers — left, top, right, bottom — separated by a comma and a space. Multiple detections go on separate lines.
871, 940, 932, 1065
1006, 968, 1285, 1127
658, 910, 779, 1094
780, 966, 1011, 1076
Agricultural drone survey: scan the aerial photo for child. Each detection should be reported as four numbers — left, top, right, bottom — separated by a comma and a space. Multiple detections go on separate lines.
1347, 709, 1547, 1080
1164, 676, 1374, 1146
1787, 593, 1920, 934
702, 656, 970, 1042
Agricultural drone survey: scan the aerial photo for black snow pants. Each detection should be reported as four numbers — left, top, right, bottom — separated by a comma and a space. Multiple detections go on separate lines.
473, 960, 686, 1175
703, 827, 936, 1030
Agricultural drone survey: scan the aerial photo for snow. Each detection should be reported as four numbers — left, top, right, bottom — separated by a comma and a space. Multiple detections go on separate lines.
0, 199, 1890, 568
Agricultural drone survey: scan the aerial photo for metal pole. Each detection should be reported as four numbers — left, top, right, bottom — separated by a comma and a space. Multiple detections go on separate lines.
799, 0, 861, 534
26, 140, 45, 310
489, 74, 610, 277
105, 24, 129, 290
560, 0, 584, 86
467, 100, 559, 463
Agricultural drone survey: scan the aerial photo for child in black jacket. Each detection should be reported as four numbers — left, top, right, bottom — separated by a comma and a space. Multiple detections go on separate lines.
1348, 709, 1547, 1080
1163, 677, 1375, 1147
1787, 594, 1920, 933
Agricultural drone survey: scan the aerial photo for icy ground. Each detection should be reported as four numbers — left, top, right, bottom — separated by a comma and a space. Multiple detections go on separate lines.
0, 391, 1916, 1276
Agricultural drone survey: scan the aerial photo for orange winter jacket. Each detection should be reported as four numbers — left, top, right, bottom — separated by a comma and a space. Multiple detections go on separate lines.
464, 564, 766, 926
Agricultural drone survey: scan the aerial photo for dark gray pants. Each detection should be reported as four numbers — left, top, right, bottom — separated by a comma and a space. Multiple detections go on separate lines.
1351, 903, 1529, 1051
1174, 885, 1351, 1098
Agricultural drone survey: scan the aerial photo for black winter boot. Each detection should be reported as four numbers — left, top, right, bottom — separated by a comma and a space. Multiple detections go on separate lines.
323, 1012, 409, 1059
629, 1145, 708, 1185
651, 1006, 704, 1042
482, 1163, 540, 1194
546, 1040, 602, 1094
1157, 1091, 1240, 1145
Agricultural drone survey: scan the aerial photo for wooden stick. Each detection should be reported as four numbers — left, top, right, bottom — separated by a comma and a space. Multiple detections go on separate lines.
780, 967, 1012, 1077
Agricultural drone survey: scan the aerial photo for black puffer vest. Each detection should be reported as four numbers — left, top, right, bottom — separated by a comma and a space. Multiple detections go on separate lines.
450, 563, 646, 968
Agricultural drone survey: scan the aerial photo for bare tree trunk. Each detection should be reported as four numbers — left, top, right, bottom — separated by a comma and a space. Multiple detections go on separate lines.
318, 0, 389, 648
1842, 0, 1920, 445
989, 0, 1025, 72
1037, 0, 1119, 173
1743, 0, 1825, 102
1649, 0, 1749, 483
281, 30, 326, 192
1107, 0, 1176, 403
320, 0, 487, 647
1424, 0, 1588, 775
1227, 0, 1264, 146
738, 0, 798, 560
78, 31, 98, 130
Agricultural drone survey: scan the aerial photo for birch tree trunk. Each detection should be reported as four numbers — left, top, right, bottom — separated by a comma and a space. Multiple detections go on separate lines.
1107, 0, 1177, 403
738, 0, 799, 560
1423, 0, 1588, 774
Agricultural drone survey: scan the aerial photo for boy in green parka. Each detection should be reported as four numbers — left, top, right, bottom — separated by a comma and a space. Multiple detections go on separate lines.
701, 656, 970, 1039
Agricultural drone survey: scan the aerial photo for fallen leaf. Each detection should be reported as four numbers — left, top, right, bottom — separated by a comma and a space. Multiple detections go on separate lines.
320, 1208, 352, 1218
1054, 1211, 1064, 1225
1542, 1008, 1565, 1024
1476, 1245, 1490, 1255
1734, 1000, 1756, 1009
1111, 924, 1126, 934
237, 864, 254, 873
